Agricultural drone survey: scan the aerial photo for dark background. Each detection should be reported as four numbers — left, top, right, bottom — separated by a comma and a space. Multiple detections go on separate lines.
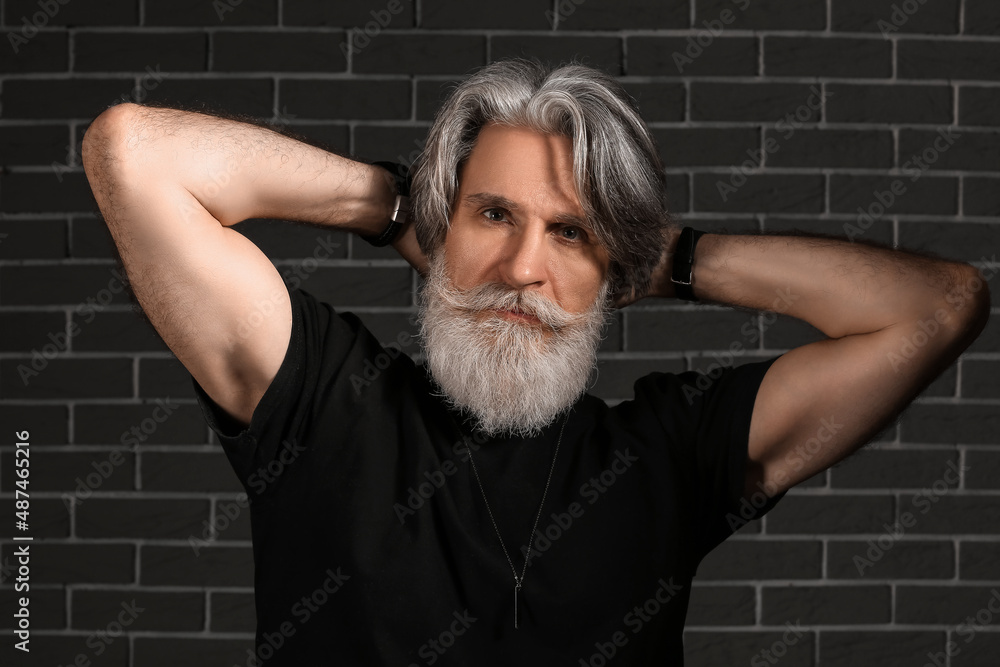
1, 0, 999, 665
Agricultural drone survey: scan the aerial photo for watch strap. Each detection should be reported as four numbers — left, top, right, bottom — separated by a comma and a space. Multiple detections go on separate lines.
671, 226, 706, 302
361, 161, 412, 248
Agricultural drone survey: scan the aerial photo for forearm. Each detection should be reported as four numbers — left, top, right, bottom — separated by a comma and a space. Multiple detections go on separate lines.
677, 232, 987, 339
89, 102, 394, 233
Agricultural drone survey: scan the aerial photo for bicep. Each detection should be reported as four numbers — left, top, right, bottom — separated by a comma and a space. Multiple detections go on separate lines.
89, 156, 291, 428
745, 324, 953, 498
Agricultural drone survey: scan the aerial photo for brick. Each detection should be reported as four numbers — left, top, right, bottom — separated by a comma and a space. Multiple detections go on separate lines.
621, 82, 685, 123
0, 634, 127, 666
0, 311, 66, 352
959, 86, 1000, 127
1, 357, 133, 400
75, 32, 206, 71
959, 541, 1000, 579
830, 175, 958, 216
5, 0, 137, 25
832, 0, 960, 34
693, 174, 826, 214
415, 77, 466, 121
354, 34, 484, 75
962, 360, 1000, 399
826, 83, 952, 124
73, 589, 204, 631
902, 496, 1000, 534
70, 311, 167, 352
627, 37, 757, 77
490, 36, 622, 75
214, 30, 347, 72
767, 129, 893, 169
70, 217, 116, 258
697, 539, 822, 580
589, 357, 686, 401
145, 0, 276, 25
899, 128, 997, 172
900, 404, 1000, 445
0, 31, 67, 72
969, 317, 1000, 352
827, 539, 954, 579
683, 631, 815, 665
626, 309, 752, 352
0, 172, 97, 213
962, 176, 1000, 222
423, 0, 549, 29
691, 82, 822, 123
74, 403, 207, 446
210, 591, 256, 632
285, 0, 414, 27
831, 449, 960, 489
765, 37, 891, 78
0, 125, 69, 165
1, 78, 132, 119
1, 542, 134, 584
760, 315, 829, 350
766, 495, 894, 533
555, 0, 687, 29
77, 498, 209, 538
819, 631, 943, 667
650, 128, 759, 168
954, 634, 1000, 667
0, 587, 64, 629
0, 449, 134, 492
139, 358, 198, 399
666, 173, 690, 213
212, 497, 253, 541
898, 221, 1000, 263
899, 40, 1000, 81
763, 585, 891, 624
140, 545, 254, 586
141, 451, 242, 492
965, 450, 1000, 489
0, 405, 68, 444
279, 78, 409, 120
0, 219, 68, 259
964, 0, 1000, 36
133, 638, 253, 667
1, 498, 70, 537
687, 585, 756, 625
353, 125, 430, 166
697, 0, 826, 30
135, 78, 274, 119
897, 585, 1000, 624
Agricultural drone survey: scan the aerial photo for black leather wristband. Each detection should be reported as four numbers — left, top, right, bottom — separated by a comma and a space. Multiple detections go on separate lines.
361, 161, 412, 248
670, 226, 706, 302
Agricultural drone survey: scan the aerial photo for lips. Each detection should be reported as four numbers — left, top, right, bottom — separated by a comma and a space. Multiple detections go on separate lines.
495, 307, 541, 324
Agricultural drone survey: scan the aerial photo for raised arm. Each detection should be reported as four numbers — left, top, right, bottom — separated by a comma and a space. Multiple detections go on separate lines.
642, 229, 990, 499
81, 102, 423, 427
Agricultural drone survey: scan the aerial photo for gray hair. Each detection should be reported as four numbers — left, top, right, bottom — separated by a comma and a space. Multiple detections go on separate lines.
410, 58, 675, 298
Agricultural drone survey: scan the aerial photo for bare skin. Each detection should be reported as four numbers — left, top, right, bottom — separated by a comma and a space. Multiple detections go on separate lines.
83, 104, 990, 504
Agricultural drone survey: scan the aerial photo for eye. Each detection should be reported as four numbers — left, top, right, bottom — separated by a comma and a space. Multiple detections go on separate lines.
483, 208, 508, 223
559, 226, 584, 242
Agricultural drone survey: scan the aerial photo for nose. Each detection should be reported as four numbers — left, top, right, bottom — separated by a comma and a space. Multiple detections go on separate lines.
497, 222, 549, 291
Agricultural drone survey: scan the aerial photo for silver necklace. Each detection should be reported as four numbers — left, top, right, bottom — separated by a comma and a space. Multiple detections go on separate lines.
465, 411, 569, 630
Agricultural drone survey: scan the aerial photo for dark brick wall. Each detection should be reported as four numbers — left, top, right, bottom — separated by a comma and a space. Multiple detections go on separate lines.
1, 1, 998, 665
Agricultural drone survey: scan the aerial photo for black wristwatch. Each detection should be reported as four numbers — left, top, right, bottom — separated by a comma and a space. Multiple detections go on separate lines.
361, 161, 412, 247
670, 226, 706, 302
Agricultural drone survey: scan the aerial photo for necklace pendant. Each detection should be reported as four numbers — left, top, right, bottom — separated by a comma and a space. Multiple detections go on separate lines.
514, 579, 522, 629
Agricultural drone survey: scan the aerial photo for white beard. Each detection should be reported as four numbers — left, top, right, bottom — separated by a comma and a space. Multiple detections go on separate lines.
417, 251, 611, 438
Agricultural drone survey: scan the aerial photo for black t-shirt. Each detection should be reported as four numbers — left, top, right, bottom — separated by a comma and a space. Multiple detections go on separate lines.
191, 286, 785, 666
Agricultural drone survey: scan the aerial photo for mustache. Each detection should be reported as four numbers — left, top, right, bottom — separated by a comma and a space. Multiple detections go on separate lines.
434, 279, 599, 332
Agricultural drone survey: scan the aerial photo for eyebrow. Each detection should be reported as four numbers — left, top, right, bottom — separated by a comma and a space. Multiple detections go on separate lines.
462, 191, 590, 229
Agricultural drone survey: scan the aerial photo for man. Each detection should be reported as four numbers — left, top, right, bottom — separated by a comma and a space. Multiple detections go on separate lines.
82, 59, 989, 665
